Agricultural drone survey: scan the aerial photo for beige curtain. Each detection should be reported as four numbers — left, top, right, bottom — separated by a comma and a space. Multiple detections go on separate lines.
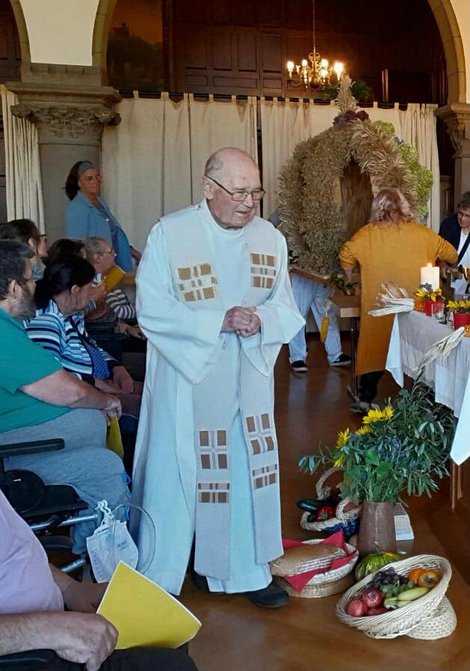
260, 99, 439, 229
187, 94, 258, 199
102, 92, 191, 254
102, 93, 258, 252
0, 85, 45, 231
399, 103, 440, 231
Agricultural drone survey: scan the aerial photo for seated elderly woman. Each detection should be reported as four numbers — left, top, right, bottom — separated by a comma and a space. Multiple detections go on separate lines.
25, 256, 142, 470
84, 236, 138, 325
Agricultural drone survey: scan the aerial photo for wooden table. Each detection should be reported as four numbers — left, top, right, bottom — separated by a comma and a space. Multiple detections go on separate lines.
330, 292, 361, 400
289, 265, 333, 284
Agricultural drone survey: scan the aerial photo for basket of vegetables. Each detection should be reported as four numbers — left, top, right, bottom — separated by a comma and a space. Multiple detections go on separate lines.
298, 468, 361, 538
335, 554, 455, 639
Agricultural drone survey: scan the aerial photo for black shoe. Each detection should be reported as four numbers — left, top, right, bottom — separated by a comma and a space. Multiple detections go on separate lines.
291, 360, 308, 373
189, 569, 210, 593
350, 400, 380, 414
330, 353, 352, 367
243, 581, 289, 608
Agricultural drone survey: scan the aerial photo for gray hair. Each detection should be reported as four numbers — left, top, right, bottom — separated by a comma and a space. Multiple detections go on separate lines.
457, 192, 470, 210
84, 236, 108, 263
77, 161, 95, 177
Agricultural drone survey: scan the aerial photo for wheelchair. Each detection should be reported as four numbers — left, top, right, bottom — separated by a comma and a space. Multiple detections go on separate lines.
0, 438, 98, 574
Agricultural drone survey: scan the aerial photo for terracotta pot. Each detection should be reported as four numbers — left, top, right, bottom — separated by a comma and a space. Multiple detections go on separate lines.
453, 312, 470, 330
357, 501, 397, 558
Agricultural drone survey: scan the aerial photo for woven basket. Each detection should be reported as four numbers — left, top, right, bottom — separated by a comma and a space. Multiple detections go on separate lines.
300, 469, 361, 538
272, 538, 358, 598
276, 572, 355, 599
299, 538, 358, 583
406, 596, 457, 640
335, 554, 453, 639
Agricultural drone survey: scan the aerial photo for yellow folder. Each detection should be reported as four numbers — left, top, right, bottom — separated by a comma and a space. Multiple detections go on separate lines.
97, 561, 201, 649
104, 265, 126, 292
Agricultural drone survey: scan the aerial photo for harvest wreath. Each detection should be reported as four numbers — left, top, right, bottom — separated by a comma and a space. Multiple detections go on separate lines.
278, 77, 432, 276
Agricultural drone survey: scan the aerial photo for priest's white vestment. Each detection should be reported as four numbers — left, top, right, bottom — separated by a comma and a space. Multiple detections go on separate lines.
132, 199, 304, 595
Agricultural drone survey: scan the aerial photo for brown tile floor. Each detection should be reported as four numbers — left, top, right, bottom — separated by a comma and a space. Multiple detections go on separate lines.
180, 336, 470, 671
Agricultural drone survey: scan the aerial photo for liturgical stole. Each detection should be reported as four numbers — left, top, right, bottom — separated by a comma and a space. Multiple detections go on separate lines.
161, 206, 282, 580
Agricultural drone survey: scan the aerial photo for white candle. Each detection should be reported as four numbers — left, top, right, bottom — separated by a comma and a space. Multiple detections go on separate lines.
420, 263, 440, 290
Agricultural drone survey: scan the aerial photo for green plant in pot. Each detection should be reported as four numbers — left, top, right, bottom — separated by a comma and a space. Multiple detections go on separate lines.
299, 383, 455, 557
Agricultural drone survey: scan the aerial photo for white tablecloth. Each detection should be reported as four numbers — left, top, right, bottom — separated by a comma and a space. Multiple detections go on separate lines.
386, 311, 470, 464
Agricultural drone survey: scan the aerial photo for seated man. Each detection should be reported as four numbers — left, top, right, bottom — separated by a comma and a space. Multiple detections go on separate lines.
0, 240, 130, 553
0, 489, 198, 671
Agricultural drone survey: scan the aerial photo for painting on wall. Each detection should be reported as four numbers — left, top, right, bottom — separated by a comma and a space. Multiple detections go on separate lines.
107, 0, 164, 93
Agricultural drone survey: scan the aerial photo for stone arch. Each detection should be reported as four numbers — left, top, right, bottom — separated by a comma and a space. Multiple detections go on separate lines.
8, 0, 30, 68
92, 0, 118, 77
426, 0, 467, 103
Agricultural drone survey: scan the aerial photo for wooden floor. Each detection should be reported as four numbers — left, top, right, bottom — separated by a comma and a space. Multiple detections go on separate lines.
180, 335, 470, 671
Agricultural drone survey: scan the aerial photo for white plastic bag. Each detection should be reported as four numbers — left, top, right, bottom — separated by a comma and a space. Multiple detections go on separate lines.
86, 501, 139, 582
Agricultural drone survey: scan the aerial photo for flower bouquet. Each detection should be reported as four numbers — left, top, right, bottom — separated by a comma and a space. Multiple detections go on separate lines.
446, 296, 470, 330
414, 284, 444, 315
299, 383, 455, 554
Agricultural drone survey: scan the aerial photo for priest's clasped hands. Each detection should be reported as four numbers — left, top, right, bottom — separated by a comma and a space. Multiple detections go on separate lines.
222, 306, 261, 337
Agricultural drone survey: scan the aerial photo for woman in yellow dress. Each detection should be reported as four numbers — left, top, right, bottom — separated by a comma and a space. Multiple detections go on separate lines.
339, 187, 457, 412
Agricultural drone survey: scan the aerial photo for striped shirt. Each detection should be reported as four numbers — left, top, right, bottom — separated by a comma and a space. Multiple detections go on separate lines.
105, 288, 136, 321
25, 300, 117, 383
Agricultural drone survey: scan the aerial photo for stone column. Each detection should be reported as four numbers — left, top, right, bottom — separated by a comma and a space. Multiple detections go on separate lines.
436, 103, 470, 204
6, 70, 121, 242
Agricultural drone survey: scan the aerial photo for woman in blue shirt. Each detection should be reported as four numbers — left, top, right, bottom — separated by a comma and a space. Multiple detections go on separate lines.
65, 161, 140, 272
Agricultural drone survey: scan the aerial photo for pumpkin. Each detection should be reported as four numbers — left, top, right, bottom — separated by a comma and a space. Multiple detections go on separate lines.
354, 552, 401, 581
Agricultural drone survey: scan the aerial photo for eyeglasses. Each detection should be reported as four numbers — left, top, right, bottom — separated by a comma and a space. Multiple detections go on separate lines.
458, 211, 470, 220
207, 176, 265, 202
100, 249, 116, 256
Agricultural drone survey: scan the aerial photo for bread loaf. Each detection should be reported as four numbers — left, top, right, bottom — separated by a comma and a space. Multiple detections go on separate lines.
270, 543, 346, 576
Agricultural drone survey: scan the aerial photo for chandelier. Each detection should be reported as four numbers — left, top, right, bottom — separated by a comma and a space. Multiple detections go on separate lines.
286, 0, 346, 90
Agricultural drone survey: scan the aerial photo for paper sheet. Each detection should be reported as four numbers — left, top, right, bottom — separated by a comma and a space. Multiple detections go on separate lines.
97, 561, 201, 649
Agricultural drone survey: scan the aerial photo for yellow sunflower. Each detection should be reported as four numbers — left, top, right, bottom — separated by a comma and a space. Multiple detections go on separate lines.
336, 428, 350, 448
362, 405, 394, 425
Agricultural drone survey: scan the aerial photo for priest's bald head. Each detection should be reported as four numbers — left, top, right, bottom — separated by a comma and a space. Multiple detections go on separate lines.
202, 148, 265, 230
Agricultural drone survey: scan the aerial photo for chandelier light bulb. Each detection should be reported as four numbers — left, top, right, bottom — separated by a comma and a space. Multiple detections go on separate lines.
333, 62, 344, 79
285, 0, 348, 92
